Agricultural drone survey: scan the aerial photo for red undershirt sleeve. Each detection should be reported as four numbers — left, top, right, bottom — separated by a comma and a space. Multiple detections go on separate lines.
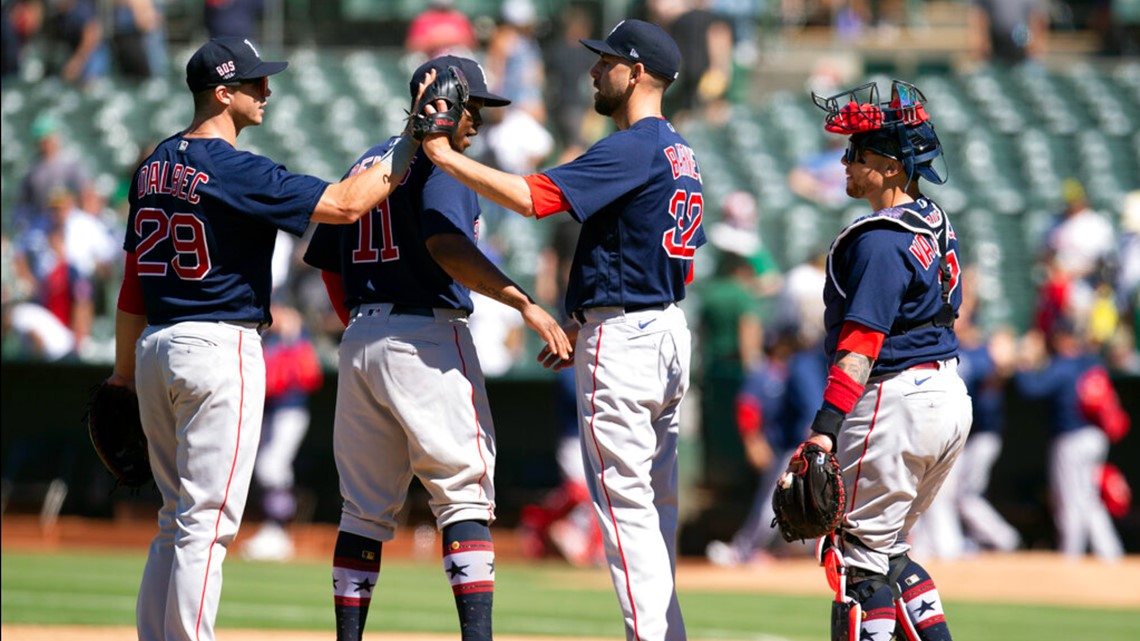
836, 320, 885, 360
116, 251, 145, 315
320, 270, 351, 327
523, 173, 571, 219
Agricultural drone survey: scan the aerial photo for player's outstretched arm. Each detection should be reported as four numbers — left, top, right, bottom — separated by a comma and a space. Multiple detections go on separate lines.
312, 70, 438, 224
420, 128, 538, 217
426, 233, 571, 361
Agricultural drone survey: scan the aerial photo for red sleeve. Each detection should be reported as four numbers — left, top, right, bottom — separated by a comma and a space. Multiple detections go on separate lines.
685, 260, 695, 285
837, 320, 885, 359
116, 251, 146, 315
735, 393, 762, 438
524, 173, 572, 219
321, 270, 351, 327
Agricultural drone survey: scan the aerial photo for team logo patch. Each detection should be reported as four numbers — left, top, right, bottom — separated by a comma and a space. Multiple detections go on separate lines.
904, 573, 920, 586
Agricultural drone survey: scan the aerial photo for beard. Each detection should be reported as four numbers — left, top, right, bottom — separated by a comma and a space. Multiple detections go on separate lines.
593, 86, 624, 116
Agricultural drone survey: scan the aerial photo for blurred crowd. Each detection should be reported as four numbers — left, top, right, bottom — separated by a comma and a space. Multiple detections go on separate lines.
0, 0, 1137, 563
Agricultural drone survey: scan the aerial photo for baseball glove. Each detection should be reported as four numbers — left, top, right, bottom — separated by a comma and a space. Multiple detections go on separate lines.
409, 65, 469, 142
85, 381, 152, 490
771, 443, 846, 542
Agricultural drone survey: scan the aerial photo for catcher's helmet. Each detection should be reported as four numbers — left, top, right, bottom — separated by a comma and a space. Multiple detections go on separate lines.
812, 79, 947, 185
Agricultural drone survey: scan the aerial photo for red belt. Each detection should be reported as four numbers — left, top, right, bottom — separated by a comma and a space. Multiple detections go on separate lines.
910, 361, 940, 370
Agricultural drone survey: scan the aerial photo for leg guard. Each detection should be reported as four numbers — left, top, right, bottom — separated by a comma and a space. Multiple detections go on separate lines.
891, 553, 953, 641
817, 535, 862, 641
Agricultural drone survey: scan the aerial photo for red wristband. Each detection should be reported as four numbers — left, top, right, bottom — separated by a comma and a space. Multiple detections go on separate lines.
822, 365, 864, 414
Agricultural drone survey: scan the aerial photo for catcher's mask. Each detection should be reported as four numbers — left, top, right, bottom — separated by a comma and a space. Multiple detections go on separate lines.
812, 80, 947, 185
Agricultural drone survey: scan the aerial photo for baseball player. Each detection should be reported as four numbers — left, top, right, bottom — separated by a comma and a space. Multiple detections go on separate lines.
302, 55, 570, 641
1012, 318, 1124, 562
423, 20, 706, 640
791, 80, 971, 641
109, 37, 429, 641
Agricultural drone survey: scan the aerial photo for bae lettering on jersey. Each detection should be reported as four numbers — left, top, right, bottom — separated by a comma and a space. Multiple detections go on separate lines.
137, 161, 210, 204
664, 144, 701, 182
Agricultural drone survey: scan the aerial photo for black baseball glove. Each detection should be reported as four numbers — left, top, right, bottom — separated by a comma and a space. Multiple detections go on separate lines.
409, 65, 469, 142
771, 442, 846, 542
85, 381, 152, 490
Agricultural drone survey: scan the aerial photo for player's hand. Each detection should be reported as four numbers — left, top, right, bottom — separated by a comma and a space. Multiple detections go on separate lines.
538, 321, 578, 370
404, 68, 438, 141
521, 303, 572, 367
419, 100, 453, 159
786, 434, 834, 475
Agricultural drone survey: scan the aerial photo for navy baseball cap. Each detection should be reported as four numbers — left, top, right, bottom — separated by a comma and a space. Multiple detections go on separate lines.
409, 55, 511, 107
186, 37, 288, 93
580, 19, 681, 82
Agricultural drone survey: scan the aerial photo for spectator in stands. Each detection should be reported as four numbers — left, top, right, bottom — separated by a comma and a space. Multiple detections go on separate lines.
483, 0, 553, 177
1, 1, 30, 83
242, 303, 323, 562
110, 0, 166, 80
543, 3, 604, 160
1034, 179, 1119, 347
404, 0, 477, 59
705, 327, 813, 566
969, 0, 1049, 66
1107, 190, 1140, 374
11, 188, 97, 357
1045, 179, 1117, 285
650, 0, 734, 123
204, 0, 264, 40
15, 113, 96, 235
43, 0, 109, 86
787, 135, 849, 209
1012, 316, 1125, 563
707, 190, 782, 296
697, 250, 765, 495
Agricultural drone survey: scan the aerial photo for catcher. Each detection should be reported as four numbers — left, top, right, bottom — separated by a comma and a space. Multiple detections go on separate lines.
774, 80, 970, 641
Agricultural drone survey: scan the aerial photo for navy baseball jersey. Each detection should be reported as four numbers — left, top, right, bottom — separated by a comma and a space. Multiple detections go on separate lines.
782, 347, 829, 448
124, 134, 326, 326
304, 141, 479, 313
823, 197, 962, 374
1013, 353, 1101, 437
542, 117, 706, 316
958, 343, 1005, 436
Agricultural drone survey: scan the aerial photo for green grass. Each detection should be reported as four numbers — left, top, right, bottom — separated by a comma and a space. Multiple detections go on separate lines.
2, 551, 1138, 640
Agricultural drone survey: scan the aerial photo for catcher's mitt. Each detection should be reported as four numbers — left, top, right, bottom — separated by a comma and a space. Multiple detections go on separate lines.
410, 65, 469, 142
85, 381, 152, 489
771, 442, 846, 542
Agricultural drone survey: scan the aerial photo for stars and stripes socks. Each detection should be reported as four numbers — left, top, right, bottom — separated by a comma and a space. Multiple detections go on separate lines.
853, 579, 897, 641
332, 531, 381, 641
442, 520, 495, 641
894, 559, 952, 640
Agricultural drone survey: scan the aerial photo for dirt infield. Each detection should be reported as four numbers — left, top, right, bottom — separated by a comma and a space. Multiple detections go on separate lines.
3, 515, 1139, 641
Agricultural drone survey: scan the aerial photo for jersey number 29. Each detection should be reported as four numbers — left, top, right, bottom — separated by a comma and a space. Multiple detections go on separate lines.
134, 207, 211, 280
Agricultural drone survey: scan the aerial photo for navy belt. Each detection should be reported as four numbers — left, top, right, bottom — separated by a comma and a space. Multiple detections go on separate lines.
573, 302, 668, 324
391, 304, 435, 317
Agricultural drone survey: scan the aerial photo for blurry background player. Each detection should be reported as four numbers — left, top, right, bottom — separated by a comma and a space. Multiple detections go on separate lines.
241, 302, 323, 562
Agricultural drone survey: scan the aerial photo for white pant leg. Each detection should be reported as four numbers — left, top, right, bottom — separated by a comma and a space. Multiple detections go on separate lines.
135, 322, 265, 641
840, 360, 972, 577
956, 432, 1020, 551
1051, 427, 1122, 561
576, 305, 689, 641
910, 460, 965, 560
255, 405, 310, 490
335, 309, 496, 543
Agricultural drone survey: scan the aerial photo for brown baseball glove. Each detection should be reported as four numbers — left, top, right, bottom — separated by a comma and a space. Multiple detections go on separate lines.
771, 442, 846, 542
85, 381, 152, 490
